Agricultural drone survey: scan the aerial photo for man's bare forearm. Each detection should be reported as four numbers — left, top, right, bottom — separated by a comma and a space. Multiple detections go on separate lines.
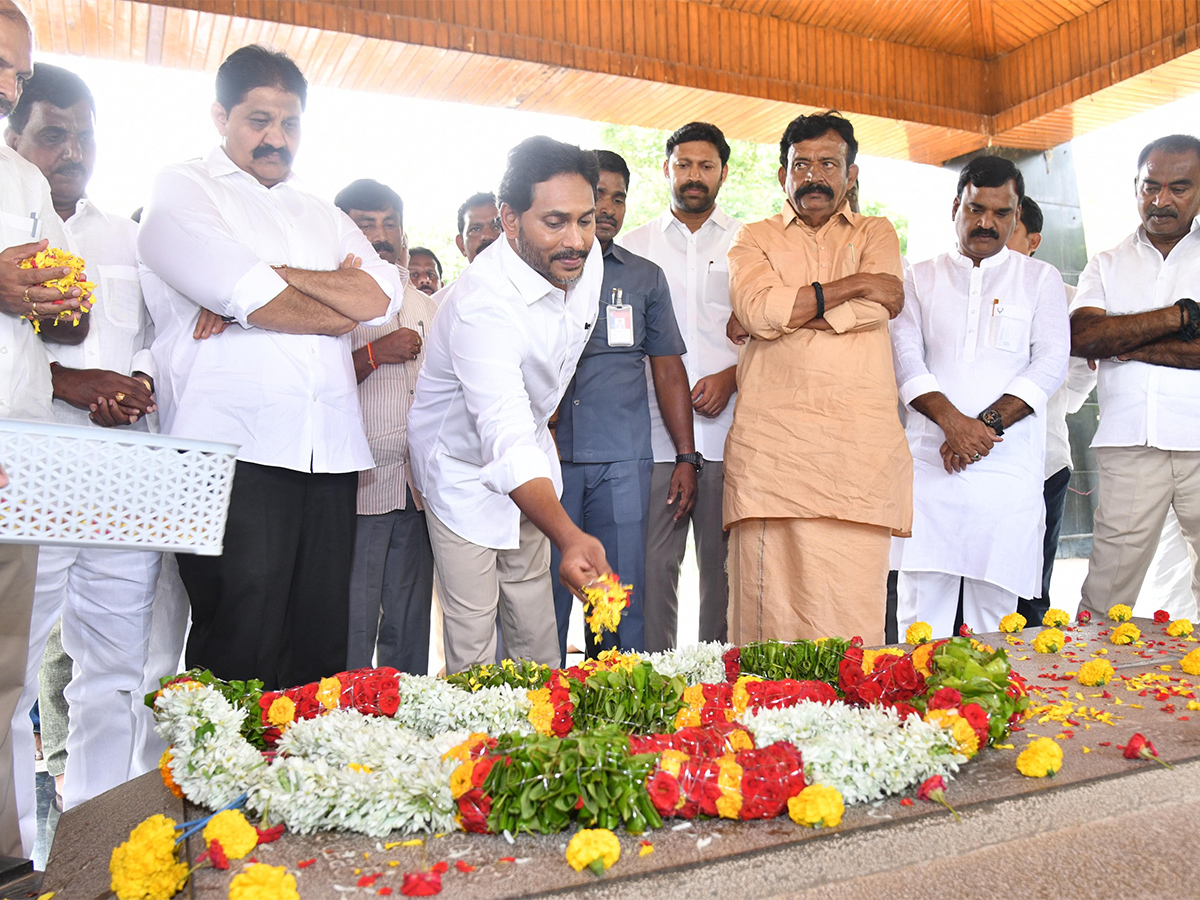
788, 274, 862, 329
1071, 306, 1181, 359
984, 394, 1034, 428
649, 355, 695, 454
909, 391, 959, 430
247, 287, 357, 335
276, 266, 390, 321
1120, 336, 1200, 369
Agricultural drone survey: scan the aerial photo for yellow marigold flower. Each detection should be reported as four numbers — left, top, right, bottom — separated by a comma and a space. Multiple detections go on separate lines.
525, 687, 555, 736
202, 809, 257, 860
109, 814, 188, 900
566, 828, 621, 875
715, 755, 744, 819
1032, 628, 1065, 654
228, 863, 300, 900
999, 613, 1027, 633
731, 675, 762, 716
1077, 659, 1115, 686
1110, 622, 1141, 646
1107, 604, 1134, 622
1016, 737, 1063, 778
905, 621, 933, 645
159, 749, 183, 799
924, 708, 979, 759
911, 642, 936, 678
727, 729, 754, 752
658, 749, 688, 778
715, 791, 743, 820
316, 676, 342, 711
787, 784, 844, 828
266, 695, 295, 727
1181, 648, 1200, 676
1167, 619, 1194, 637
1042, 608, 1070, 628
441, 733, 490, 764
450, 760, 475, 799
861, 647, 904, 675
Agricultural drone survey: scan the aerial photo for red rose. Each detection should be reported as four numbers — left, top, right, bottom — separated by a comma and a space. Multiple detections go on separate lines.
1122, 732, 1159, 761
378, 689, 401, 717
1076, 609, 1092, 625
722, 646, 741, 682
200, 838, 229, 870
456, 790, 491, 833
550, 707, 573, 737
961, 703, 990, 747
254, 823, 285, 845
470, 756, 495, 788
917, 774, 946, 802
958, 623, 974, 637
1154, 609, 1171, 624
400, 871, 442, 896
646, 770, 681, 816
927, 687, 962, 710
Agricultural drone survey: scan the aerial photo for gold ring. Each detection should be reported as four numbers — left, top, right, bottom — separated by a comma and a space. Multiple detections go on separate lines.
114, 392, 126, 403
31, 301, 37, 316
23, 287, 30, 303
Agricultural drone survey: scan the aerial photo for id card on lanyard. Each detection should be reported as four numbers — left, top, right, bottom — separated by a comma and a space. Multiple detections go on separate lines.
606, 287, 634, 347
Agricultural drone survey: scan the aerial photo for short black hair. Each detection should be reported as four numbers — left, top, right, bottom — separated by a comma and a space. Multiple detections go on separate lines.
215, 45, 308, 112
497, 136, 599, 215
333, 179, 403, 224
456, 191, 497, 236
665, 122, 730, 167
8, 63, 95, 134
593, 149, 631, 189
956, 155, 1025, 204
408, 246, 443, 277
1137, 134, 1200, 169
1017, 196, 1044, 236
779, 111, 858, 168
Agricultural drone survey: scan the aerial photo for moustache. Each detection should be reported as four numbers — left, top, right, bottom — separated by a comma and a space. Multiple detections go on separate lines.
372, 240, 395, 255
252, 143, 293, 164
1147, 206, 1178, 218
970, 227, 1000, 240
596, 215, 619, 228
550, 249, 587, 262
417, 284, 436, 295
52, 162, 87, 178
795, 183, 835, 200
679, 181, 709, 196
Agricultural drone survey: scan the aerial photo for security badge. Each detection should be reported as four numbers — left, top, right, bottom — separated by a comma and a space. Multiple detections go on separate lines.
606, 287, 634, 347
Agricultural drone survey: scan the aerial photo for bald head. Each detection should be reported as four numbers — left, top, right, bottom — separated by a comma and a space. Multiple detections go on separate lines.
0, 2, 31, 119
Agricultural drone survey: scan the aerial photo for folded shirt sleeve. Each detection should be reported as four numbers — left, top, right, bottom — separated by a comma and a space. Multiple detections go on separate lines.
890, 264, 941, 406
727, 224, 799, 340
335, 208, 405, 326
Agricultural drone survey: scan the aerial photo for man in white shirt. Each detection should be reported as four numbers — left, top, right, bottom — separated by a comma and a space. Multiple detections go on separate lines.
4, 62, 184, 850
138, 46, 402, 691
335, 178, 437, 675
891, 156, 1069, 637
621, 122, 742, 652
1005, 196, 1096, 625
408, 136, 610, 674
1071, 134, 1200, 621
0, 0, 92, 861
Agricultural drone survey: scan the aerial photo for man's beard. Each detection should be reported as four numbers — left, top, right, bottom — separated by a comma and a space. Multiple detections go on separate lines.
673, 180, 716, 213
515, 229, 586, 286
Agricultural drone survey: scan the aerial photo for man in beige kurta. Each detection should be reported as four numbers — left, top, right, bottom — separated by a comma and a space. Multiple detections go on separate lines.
724, 112, 912, 646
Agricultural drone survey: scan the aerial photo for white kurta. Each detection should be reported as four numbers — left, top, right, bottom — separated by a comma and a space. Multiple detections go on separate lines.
889, 247, 1069, 596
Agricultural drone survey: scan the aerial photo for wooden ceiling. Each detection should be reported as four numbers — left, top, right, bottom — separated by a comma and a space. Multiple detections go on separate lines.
26, 0, 1200, 165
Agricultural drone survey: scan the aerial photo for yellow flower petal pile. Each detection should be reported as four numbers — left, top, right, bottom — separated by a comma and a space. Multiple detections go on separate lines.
525, 686, 555, 735
1107, 604, 1133, 622
1032, 628, 1065, 654
1110, 622, 1141, 646
905, 621, 932, 645
1042, 608, 1071, 627
202, 809, 258, 860
1181, 648, 1200, 676
1016, 737, 1063, 778
228, 863, 300, 900
1077, 659, 1116, 687
566, 828, 621, 873
787, 784, 844, 828
999, 613, 1027, 633
1167, 619, 1193, 638
109, 814, 189, 900
581, 575, 631, 637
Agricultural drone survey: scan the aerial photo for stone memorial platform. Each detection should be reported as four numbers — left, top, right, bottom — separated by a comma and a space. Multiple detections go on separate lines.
36, 619, 1200, 899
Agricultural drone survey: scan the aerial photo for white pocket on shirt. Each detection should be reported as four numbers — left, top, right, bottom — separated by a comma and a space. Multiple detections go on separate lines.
988, 305, 1032, 353
96, 265, 143, 330
0, 210, 43, 246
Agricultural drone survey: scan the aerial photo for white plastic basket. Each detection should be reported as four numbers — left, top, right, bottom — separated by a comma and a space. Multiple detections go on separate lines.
0, 419, 238, 555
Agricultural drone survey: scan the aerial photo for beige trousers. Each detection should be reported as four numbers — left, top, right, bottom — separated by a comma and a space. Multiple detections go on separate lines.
1081, 446, 1200, 617
728, 517, 890, 646
0, 543, 36, 858
426, 510, 559, 674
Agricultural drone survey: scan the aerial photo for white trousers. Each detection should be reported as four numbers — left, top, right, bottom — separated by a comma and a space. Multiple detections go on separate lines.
10, 544, 159, 855
131, 553, 190, 773
897, 571, 1017, 639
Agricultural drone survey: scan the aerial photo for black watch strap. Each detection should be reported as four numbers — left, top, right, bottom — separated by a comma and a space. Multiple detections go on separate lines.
812, 281, 825, 319
978, 408, 1004, 436
1176, 298, 1200, 341
676, 452, 704, 474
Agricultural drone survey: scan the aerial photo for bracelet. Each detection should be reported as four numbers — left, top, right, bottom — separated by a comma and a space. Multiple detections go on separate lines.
812, 281, 825, 319
366, 342, 378, 370
1175, 298, 1200, 342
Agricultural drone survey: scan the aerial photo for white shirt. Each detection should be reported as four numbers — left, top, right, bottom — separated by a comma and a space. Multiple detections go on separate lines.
621, 206, 742, 462
137, 148, 403, 473
1069, 220, 1200, 450
408, 237, 603, 550
1043, 284, 1096, 477
0, 144, 69, 422
890, 247, 1070, 595
47, 199, 154, 429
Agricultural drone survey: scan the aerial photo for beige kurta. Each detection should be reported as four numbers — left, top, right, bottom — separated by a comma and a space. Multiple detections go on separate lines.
723, 200, 912, 644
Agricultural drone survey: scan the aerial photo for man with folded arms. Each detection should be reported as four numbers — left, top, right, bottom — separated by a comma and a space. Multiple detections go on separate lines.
138, 45, 403, 690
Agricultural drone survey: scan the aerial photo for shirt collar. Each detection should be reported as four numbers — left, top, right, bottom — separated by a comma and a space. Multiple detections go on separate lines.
658, 204, 733, 236
949, 245, 1011, 270
782, 198, 858, 230
497, 235, 564, 306
1133, 216, 1200, 251
603, 241, 630, 264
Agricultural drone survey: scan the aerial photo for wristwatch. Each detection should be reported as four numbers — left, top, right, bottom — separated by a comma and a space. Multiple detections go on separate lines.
978, 408, 1004, 436
676, 452, 704, 474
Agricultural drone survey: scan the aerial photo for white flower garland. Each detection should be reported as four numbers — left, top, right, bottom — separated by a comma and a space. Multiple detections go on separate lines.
643, 642, 732, 686
391, 675, 533, 737
741, 701, 964, 804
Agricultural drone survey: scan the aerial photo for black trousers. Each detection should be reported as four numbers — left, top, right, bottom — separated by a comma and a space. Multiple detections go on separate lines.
177, 460, 358, 691
1017, 465, 1072, 626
